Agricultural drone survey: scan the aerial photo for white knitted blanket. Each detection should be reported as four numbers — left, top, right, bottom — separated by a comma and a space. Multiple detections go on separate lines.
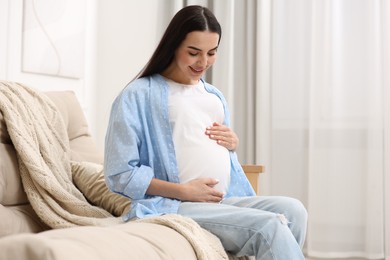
0, 81, 229, 259
0, 81, 121, 227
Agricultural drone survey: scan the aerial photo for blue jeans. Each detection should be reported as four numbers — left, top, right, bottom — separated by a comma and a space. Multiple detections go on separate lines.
178, 196, 307, 260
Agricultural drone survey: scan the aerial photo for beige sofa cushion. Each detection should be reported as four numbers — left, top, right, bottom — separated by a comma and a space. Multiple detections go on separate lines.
0, 204, 49, 236
0, 144, 28, 205
0, 222, 197, 260
44, 91, 104, 164
72, 161, 131, 217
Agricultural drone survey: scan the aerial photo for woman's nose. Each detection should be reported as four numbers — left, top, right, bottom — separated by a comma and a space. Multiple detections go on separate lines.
197, 54, 207, 66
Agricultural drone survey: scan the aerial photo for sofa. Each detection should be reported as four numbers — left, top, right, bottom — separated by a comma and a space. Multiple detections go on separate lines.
0, 82, 262, 260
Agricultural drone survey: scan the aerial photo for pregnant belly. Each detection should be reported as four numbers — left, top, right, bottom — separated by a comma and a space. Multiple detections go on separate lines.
177, 141, 231, 194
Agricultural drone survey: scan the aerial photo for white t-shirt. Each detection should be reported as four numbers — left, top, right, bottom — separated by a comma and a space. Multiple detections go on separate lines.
167, 79, 231, 194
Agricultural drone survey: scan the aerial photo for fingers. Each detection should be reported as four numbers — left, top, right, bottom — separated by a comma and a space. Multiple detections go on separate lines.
206, 191, 224, 202
182, 179, 224, 202
201, 178, 224, 198
208, 194, 224, 203
203, 177, 220, 186
205, 122, 239, 150
216, 139, 235, 150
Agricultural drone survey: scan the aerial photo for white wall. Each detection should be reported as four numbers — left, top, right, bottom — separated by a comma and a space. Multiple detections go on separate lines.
0, 0, 9, 80
2, 0, 87, 92
94, 0, 162, 150
1, 0, 97, 136
0, 0, 165, 151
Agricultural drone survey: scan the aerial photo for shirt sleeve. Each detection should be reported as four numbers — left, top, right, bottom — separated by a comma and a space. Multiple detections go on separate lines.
104, 88, 154, 200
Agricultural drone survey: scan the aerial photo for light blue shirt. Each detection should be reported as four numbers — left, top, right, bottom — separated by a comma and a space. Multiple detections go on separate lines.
104, 74, 255, 221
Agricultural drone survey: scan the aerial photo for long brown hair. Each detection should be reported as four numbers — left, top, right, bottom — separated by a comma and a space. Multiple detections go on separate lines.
135, 5, 221, 79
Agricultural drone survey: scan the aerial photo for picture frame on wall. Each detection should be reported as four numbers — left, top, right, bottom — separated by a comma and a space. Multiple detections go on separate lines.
21, 0, 86, 79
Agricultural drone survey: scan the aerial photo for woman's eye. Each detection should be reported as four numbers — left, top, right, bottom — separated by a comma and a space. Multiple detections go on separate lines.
208, 52, 216, 56
189, 52, 198, 56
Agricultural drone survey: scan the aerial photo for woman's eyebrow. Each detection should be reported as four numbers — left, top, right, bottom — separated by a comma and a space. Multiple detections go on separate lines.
188, 46, 218, 52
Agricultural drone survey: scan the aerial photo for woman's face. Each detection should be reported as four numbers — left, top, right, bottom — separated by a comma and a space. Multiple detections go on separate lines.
165, 30, 219, 85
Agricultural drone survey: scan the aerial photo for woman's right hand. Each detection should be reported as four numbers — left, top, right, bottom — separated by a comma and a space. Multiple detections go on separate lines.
179, 178, 224, 203
146, 178, 224, 203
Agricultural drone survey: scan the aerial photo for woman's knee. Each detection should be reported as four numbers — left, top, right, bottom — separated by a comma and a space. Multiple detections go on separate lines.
276, 197, 308, 247
289, 198, 307, 219
273, 197, 307, 223
250, 212, 295, 246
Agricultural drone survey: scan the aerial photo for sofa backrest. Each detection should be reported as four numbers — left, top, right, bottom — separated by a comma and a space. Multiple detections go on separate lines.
44, 91, 104, 164
0, 90, 103, 237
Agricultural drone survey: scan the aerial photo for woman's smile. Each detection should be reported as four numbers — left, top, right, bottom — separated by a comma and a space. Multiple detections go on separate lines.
189, 66, 205, 74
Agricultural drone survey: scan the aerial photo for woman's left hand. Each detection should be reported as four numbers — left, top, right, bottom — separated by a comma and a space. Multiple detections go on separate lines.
205, 122, 239, 151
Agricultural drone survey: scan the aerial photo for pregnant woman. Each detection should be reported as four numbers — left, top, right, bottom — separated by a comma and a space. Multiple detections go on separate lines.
104, 5, 307, 259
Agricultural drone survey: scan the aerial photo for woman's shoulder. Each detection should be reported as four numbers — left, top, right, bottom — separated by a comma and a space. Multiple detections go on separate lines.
202, 80, 225, 97
123, 77, 151, 93
121, 74, 164, 95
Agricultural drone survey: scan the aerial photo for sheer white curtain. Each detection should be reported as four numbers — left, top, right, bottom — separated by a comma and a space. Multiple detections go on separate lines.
158, 0, 389, 258
305, 1, 387, 258
258, 0, 388, 258
254, 0, 388, 258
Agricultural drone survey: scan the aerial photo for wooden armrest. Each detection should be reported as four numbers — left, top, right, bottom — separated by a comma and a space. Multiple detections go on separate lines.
242, 165, 265, 174
242, 164, 265, 195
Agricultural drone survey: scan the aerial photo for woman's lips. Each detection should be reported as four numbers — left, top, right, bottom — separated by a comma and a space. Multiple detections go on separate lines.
190, 66, 205, 74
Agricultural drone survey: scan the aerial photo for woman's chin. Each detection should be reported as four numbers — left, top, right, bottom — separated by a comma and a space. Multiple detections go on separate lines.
189, 73, 204, 81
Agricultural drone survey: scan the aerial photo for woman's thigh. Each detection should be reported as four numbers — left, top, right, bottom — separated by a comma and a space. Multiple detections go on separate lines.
177, 198, 302, 257
178, 196, 307, 252
222, 196, 308, 247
